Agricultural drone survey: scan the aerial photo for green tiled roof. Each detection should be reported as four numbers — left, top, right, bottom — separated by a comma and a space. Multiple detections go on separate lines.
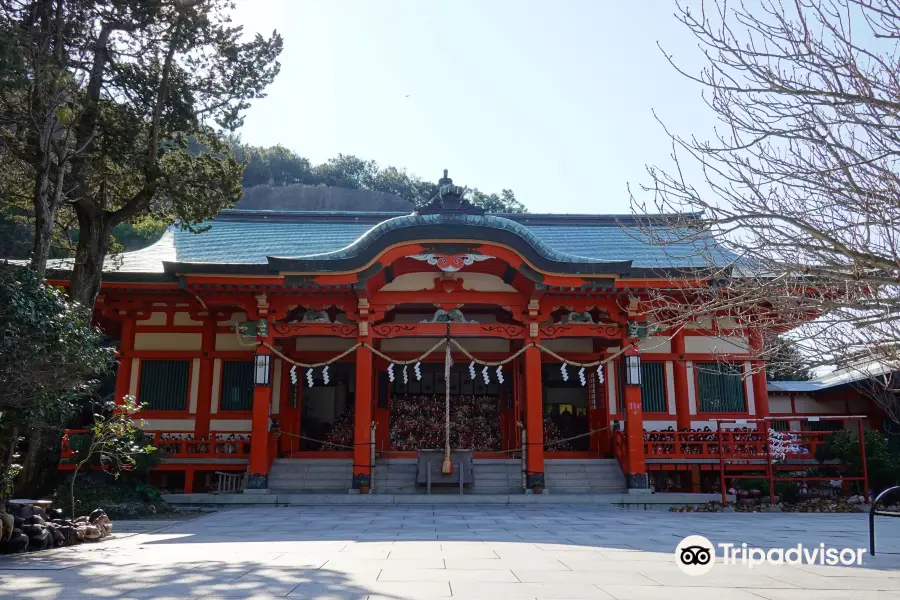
36, 209, 731, 275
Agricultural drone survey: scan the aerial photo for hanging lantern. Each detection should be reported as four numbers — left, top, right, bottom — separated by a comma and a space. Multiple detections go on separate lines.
560, 363, 568, 382
624, 355, 642, 386
496, 365, 504, 384
414, 362, 422, 381
253, 353, 271, 386
290, 365, 298, 385
306, 368, 315, 388
578, 367, 586, 387
322, 365, 330, 385
388, 363, 395, 383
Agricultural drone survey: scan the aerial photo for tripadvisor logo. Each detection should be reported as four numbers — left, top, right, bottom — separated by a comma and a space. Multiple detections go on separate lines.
675, 535, 866, 575
676, 535, 716, 576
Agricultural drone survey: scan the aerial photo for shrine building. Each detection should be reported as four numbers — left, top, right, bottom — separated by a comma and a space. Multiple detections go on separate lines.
52, 173, 885, 496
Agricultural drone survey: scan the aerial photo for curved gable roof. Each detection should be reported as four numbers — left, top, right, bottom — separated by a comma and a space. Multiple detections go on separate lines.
30, 209, 731, 279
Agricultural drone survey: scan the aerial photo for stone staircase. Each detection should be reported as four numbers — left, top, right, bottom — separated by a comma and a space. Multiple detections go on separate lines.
268, 458, 352, 493
472, 459, 522, 494
544, 458, 627, 494
374, 459, 417, 494
267, 457, 626, 495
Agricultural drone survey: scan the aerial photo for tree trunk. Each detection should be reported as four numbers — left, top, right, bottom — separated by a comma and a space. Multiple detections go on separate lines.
19, 426, 43, 491
0, 426, 19, 506
69, 464, 80, 520
31, 200, 57, 277
68, 207, 113, 309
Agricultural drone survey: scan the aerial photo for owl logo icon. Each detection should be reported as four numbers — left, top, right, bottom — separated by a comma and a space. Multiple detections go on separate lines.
675, 535, 716, 575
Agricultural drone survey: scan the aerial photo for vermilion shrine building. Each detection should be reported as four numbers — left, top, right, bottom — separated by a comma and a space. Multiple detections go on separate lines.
51, 174, 882, 495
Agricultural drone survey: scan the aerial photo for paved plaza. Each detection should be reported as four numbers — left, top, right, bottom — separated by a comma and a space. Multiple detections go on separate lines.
2, 505, 900, 599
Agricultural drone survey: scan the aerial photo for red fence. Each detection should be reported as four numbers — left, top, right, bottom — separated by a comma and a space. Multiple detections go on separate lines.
60, 430, 252, 461
643, 429, 833, 461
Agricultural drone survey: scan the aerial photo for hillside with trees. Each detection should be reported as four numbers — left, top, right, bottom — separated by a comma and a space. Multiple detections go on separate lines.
0, 144, 525, 258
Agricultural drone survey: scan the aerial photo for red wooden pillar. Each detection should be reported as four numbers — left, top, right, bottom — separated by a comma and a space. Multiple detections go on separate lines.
672, 331, 691, 431
689, 464, 701, 493
524, 342, 544, 489
752, 363, 770, 417
195, 316, 215, 437
749, 331, 770, 418
114, 316, 135, 404
353, 341, 374, 491
623, 351, 648, 489
248, 341, 272, 491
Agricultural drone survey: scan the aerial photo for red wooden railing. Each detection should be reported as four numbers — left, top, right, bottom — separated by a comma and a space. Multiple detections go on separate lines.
642, 429, 832, 461
612, 429, 627, 470
60, 430, 252, 460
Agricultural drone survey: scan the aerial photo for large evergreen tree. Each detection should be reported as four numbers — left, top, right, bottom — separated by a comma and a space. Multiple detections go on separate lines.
0, 0, 283, 307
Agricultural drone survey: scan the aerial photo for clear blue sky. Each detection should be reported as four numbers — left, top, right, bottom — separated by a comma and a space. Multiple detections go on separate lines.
231, 1, 714, 214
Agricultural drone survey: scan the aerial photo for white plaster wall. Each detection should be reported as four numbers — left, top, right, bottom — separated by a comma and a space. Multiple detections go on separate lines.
216, 332, 253, 352
769, 395, 792, 414
644, 419, 676, 429
142, 312, 167, 326
210, 419, 252, 432
690, 420, 755, 430
685, 335, 749, 354
173, 312, 203, 326
665, 361, 677, 415
271, 359, 282, 415
686, 361, 697, 415
639, 336, 672, 353
129, 358, 140, 396
542, 339, 593, 353
685, 317, 714, 330
142, 418, 195, 431
794, 395, 829, 413
188, 358, 200, 413
381, 337, 510, 352
607, 360, 618, 415
296, 337, 356, 351
219, 312, 246, 325
135, 332, 201, 351
210, 359, 221, 414
744, 361, 756, 415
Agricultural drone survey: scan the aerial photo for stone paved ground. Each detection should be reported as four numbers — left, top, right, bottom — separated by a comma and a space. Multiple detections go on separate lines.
2, 505, 900, 599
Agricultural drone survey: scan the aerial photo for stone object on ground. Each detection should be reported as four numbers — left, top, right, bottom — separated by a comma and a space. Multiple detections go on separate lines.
0, 512, 12, 541
22, 525, 51, 551
0, 505, 114, 552
0, 528, 29, 553
76, 524, 101, 541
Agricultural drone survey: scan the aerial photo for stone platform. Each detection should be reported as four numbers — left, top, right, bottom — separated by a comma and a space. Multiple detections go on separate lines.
162, 492, 731, 510
2, 505, 899, 599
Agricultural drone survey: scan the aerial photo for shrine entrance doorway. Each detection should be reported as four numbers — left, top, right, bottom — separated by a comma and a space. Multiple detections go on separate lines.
386, 363, 513, 454
541, 363, 610, 456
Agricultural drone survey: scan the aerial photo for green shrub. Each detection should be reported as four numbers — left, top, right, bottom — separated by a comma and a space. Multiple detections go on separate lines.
819, 429, 900, 494
54, 471, 168, 519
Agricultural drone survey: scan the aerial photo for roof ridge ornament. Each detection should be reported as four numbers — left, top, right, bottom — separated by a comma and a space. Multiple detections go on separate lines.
418, 169, 485, 215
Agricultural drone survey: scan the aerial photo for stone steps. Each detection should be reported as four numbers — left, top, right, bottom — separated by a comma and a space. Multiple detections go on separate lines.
544, 458, 627, 494
266, 457, 627, 495
268, 458, 352, 493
